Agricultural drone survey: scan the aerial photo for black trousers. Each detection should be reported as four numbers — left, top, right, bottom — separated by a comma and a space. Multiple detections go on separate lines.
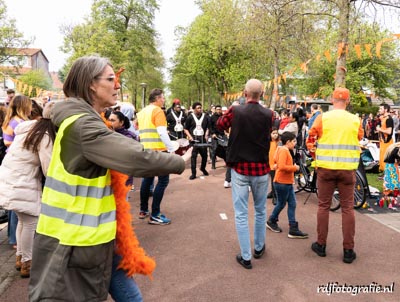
191, 146, 208, 175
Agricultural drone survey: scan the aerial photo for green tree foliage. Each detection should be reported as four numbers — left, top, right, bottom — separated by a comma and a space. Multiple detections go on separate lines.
19, 70, 52, 96
60, 0, 163, 109
0, 0, 31, 66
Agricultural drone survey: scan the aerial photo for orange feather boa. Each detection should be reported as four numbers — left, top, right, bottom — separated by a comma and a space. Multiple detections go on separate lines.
101, 112, 156, 277
111, 170, 156, 277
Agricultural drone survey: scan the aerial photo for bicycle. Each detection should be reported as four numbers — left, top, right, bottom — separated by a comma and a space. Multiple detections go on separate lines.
293, 146, 369, 211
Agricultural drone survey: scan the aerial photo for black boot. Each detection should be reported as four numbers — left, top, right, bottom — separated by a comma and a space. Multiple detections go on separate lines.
288, 222, 308, 239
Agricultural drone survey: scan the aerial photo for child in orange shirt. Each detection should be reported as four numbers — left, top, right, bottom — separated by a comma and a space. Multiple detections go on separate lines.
268, 128, 280, 204
266, 132, 308, 239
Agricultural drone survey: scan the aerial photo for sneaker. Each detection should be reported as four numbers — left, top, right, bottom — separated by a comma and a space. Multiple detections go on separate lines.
266, 220, 282, 233
253, 244, 265, 259
236, 254, 252, 269
148, 213, 171, 225
267, 192, 273, 199
288, 222, 308, 239
343, 249, 356, 264
224, 181, 231, 188
138, 211, 150, 219
189, 175, 196, 180
311, 242, 326, 257
288, 229, 309, 239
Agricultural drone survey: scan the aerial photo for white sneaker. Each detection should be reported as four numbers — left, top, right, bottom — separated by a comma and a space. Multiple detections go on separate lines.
224, 181, 231, 188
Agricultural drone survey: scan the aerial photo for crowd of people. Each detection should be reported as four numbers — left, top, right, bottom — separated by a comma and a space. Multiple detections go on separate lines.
0, 53, 395, 301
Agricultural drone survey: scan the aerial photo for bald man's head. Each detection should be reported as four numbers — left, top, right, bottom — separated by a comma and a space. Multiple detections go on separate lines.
244, 79, 263, 100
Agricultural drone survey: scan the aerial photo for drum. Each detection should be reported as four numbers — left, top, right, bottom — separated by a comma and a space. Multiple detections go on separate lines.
170, 141, 180, 153
176, 138, 190, 155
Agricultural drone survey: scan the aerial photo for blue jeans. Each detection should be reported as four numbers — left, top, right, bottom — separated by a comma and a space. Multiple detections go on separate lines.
109, 254, 143, 302
269, 182, 297, 225
231, 170, 268, 261
140, 175, 169, 216
7, 210, 18, 245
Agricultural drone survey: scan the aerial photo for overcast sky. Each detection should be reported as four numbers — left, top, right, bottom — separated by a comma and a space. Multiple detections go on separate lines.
4, 0, 200, 71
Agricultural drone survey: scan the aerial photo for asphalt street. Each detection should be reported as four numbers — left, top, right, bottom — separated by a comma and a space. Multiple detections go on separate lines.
0, 160, 399, 302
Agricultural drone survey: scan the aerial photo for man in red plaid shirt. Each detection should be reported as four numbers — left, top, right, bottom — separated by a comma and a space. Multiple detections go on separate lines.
217, 79, 274, 269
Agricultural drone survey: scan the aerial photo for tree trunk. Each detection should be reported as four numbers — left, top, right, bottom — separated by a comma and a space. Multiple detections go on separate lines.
335, 0, 350, 88
270, 47, 280, 110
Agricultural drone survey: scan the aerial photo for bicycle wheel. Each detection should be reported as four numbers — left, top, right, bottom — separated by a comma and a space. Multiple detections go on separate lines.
329, 171, 367, 211
330, 190, 341, 211
353, 171, 367, 209
294, 165, 310, 193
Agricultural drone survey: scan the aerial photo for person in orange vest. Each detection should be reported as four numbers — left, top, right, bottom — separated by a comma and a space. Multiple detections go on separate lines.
307, 87, 363, 264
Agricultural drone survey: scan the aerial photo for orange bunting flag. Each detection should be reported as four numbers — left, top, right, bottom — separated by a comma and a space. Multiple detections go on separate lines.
393, 34, 400, 39
337, 42, 345, 58
277, 76, 281, 85
28, 86, 33, 96
282, 73, 287, 83
376, 38, 395, 58
364, 44, 372, 58
354, 44, 362, 59
324, 50, 332, 62
300, 59, 311, 74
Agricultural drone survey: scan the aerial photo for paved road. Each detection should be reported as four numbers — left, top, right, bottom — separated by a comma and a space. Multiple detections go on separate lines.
1, 161, 399, 301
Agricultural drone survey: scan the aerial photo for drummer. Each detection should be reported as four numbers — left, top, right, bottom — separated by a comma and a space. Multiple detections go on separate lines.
184, 102, 211, 180
209, 105, 227, 169
167, 101, 187, 140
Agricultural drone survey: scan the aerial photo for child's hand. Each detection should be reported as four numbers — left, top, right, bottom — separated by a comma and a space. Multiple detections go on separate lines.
294, 164, 300, 171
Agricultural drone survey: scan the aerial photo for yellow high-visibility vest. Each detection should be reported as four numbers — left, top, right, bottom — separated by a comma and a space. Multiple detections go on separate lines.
36, 114, 116, 246
315, 110, 360, 170
137, 104, 166, 151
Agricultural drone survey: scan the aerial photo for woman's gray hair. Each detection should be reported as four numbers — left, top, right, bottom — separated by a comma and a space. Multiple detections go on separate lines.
63, 55, 112, 105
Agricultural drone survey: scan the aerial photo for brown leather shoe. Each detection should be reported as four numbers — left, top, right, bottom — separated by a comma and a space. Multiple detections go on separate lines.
20, 260, 31, 278
15, 255, 22, 271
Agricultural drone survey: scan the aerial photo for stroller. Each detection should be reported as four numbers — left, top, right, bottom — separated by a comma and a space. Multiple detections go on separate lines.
360, 138, 380, 173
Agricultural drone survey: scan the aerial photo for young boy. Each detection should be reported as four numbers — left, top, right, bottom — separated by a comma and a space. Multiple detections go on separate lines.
266, 132, 308, 239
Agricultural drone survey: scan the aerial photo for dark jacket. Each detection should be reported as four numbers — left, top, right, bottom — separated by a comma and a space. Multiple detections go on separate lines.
227, 103, 273, 163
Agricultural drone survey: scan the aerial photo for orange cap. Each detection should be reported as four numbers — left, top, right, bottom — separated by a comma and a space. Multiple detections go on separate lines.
332, 87, 350, 101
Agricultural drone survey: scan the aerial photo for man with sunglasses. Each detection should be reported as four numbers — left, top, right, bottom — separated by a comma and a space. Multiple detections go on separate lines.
184, 102, 211, 180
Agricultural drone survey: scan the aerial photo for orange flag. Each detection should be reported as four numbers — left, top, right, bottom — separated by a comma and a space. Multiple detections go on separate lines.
376, 38, 395, 58
354, 44, 362, 59
337, 42, 345, 58
393, 33, 400, 39
364, 44, 373, 58
282, 73, 287, 83
324, 50, 332, 62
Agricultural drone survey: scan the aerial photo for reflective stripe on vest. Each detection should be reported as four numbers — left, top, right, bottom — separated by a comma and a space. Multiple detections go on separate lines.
36, 113, 116, 246
315, 110, 360, 170
137, 104, 167, 151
